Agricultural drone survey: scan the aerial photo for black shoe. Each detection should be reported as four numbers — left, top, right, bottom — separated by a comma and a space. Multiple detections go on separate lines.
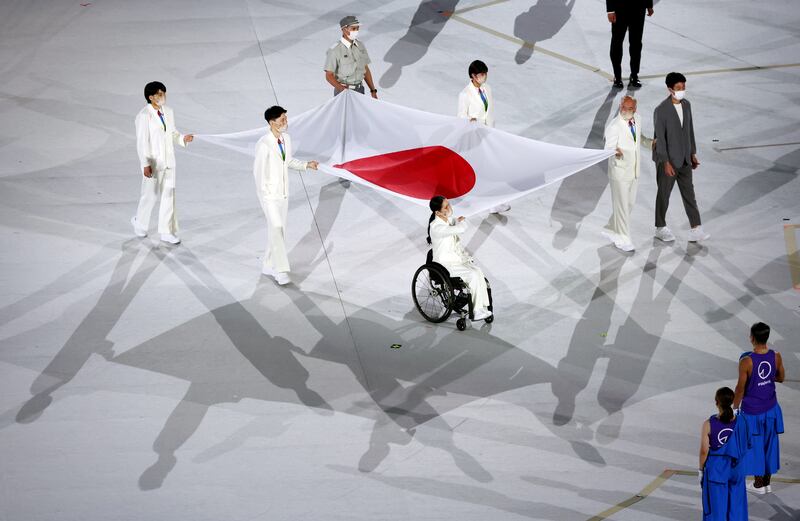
628, 77, 642, 88
612, 78, 624, 89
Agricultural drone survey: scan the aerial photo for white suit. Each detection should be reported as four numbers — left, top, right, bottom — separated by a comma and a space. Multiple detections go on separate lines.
134, 104, 186, 234
458, 82, 508, 214
603, 112, 650, 244
253, 131, 307, 273
430, 217, 490, 313
457, 82, 495, 127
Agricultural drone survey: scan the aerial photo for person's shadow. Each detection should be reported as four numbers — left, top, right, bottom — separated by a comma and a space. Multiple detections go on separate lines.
513, 0, 576, 64
380, 0, 460, 88
14, 240, 163, 424
109, 248, 333, 490
283, 287, 568, 476
704, 148, 800, 224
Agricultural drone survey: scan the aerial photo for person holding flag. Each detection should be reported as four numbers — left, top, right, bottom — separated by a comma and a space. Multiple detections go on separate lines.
253, 106, 319, 285
602, 95, 652, 252
457, 60, 509, 214
427, 196, 492, 321
132, 81, 194, 244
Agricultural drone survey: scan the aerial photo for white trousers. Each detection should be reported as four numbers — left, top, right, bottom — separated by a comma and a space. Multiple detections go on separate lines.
444, 261, 490, 312
604, 175, 638, 243
136, 168, 178, 235
259, 197, 290, 273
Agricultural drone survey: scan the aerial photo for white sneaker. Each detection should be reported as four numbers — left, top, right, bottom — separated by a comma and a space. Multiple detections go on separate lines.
490, 203, 511, 214
131, 216, 147, 238
687, 226, 710, 242
274, 272, 291, 285
765, 485, 772, 494
614, 240, 635, 252
473, 308, 492, 321
655, 226, 675, 242
160, 233, 181, 245
261, 266, 276, 277
746, 482, 767, 495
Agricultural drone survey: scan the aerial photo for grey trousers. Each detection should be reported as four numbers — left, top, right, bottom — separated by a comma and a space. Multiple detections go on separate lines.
655, 162, 701, 228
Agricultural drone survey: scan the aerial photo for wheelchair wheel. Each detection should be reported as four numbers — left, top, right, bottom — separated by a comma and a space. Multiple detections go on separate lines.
456, 318, 468, 331
412, 264, 454, 323
484, 315, 494, 324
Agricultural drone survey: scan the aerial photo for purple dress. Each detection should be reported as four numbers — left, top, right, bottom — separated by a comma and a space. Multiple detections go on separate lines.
739, 350, 783, 476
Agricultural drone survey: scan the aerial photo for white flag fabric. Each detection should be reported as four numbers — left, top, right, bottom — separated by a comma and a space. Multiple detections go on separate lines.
198, 91, 614, 216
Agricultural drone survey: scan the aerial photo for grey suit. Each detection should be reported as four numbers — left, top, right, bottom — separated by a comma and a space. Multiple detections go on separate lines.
652, 96, 701, 228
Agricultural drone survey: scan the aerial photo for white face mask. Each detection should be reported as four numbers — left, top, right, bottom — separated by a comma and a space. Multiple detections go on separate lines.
152, 96, 165, 107
278, 124, 288, 133
348, 30, 359, 40
620, 110, 634, 121
671, 89, 686, 101
475, 75, 487, 85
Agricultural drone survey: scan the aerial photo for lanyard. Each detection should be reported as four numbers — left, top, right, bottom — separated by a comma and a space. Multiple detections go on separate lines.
157, 110, 166, 132
628, 120, 636, 142
277, 138, 286, 161
478, 88, 488, 112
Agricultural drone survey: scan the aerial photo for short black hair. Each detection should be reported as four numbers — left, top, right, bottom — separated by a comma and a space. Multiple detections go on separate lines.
665, 72, 687, 89
264, 105, 287, 123
144, 81, 166, 102
468, 60, 488, 78
750, 322, 770, 345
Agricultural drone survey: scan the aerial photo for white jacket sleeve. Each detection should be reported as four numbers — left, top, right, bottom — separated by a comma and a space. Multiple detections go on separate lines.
172, 130, 186, 148
135, 111, 151, 169
253, 142, 268, 189
170, 110, 186, 148
287, 158, 307, 171
431, 219, 468, 239
457, 91, 469, 119
604, 119, 620, 151
637, 116, 654, 150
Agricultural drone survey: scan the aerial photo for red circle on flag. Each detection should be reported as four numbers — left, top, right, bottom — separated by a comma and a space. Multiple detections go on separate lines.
333, 146, 475, 199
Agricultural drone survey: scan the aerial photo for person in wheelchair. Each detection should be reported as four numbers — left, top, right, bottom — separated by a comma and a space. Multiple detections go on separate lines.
427, 195, 493, 321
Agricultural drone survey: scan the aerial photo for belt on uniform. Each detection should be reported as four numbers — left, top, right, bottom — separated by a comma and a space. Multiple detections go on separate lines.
343, 83, 363, 90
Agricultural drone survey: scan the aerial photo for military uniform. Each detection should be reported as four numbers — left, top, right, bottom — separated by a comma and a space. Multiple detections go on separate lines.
325, 38, 371, 95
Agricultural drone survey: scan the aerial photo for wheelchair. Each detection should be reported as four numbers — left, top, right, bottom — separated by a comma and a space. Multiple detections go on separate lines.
412, 250, 493, 331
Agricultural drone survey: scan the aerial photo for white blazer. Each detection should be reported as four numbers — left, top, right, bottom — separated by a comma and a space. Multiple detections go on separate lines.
457, 83, 495, 127
253, 132, 307, 200
604, 112, 648, 181
430, 217, 471, 267
135, 104, 185, 172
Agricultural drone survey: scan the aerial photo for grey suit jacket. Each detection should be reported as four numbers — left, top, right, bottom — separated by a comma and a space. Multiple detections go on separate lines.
652, 97, 696, 167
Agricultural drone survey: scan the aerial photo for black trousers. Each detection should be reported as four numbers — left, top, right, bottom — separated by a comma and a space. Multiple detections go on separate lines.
655, 162, 701, 228
610, 8, 646, 80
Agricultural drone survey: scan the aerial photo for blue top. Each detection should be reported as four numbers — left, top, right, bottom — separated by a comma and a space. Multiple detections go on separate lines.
709, 415, 736, 451
741, 350, 778, 414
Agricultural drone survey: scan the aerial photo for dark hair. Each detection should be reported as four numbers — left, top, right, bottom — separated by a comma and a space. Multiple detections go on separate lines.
665, 72, 686, 89
426, 195, 445, 245
715, 387, 735, 423
264, 105, 287, 123
144, 81, 166, 102
468, 60, 488, 78
750, 322, 770, 345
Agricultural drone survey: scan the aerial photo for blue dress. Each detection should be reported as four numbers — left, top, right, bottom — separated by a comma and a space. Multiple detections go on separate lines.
739, 350, 784, 476
702, 414, 749, 520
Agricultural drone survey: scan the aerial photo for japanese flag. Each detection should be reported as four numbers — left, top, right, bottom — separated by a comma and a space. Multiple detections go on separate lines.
199, 90, 614, 216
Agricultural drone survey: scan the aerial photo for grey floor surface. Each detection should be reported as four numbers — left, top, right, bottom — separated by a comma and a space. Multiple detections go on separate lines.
0, 1, 798, 520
